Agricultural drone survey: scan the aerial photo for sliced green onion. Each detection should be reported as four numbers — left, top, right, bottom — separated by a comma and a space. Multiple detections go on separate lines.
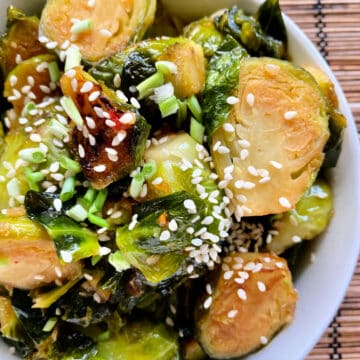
190, 116, 205, 144
88, 213, 109, 228
42, 317, 58, 332
141, 160, 157, 180
48, 61, 60, 83
155, 60, 177, 75
60, 96, 83, 127
97, 330, 111, 342
83, 188, 97, 205
64, 45, 82, 72
91, 255, 102, 266
129, 173, 144, 198
176, 99, 188, 129
24, 167, 45, 191
59, 156, 81, 173
48, 118, 68, 139
136, 71, 164, 99
19, 147, 46, 163
66, 203, 88, 222
159, 95, 179, 118
187, 95, 202, 121
21, 102, 36, 117
89, 189, 108, 213
70, 19, 93, 35
60, 176, 76, 202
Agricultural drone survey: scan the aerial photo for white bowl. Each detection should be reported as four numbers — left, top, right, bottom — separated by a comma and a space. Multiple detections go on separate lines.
1, 1, 360, 359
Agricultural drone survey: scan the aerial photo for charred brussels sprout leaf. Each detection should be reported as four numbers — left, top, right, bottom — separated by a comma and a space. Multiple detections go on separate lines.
60, 67, 150, 189
93, 321, 179, 360
39, 0, 156, 61
202, 36, 248, 137
25, 190, 100, 263
195, 253, 297, 359
267, 179, 333, 254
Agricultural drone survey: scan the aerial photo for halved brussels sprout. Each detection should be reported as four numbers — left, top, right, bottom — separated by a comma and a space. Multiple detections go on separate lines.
60, 67, 150, 189
195, 252, 297, 359
207, 57, 329, 216
4, 53, 59, 113
0, 7, 46, 77
267, 178, 333, 254
39, 0, 156, 61
0, 214, 82, 289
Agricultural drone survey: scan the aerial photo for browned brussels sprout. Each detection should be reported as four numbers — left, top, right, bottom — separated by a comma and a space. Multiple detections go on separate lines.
39, 0, 156, 61
0, 6, 46, 77
207, 57, 329, 217
195, 252, 297, 359
60, 67, 150, 189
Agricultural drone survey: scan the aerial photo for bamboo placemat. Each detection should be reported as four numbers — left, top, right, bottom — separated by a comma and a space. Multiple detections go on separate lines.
280, 1, 360, 359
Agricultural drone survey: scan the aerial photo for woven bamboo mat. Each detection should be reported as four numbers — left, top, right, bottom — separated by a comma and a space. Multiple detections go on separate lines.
280, 1, 360, 359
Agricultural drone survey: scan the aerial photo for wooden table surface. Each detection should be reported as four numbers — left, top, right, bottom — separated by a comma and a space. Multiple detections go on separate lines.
280, 1, 360, 359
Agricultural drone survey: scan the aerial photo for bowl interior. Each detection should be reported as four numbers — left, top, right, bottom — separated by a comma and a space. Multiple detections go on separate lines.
1, 0, 360, 359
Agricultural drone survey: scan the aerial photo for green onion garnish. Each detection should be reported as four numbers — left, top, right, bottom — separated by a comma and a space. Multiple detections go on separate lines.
59, 156, 81, 173
48, 119, 68, 139
136, 72, 164, 99
176, 99, 188, 129
21, 102, 36, 117
155, 60, 177, 75
60, 176, 76, 202
159, 95, 179, 118
19, 148, 46, 163
64, 45, 82, 72
24, 167, 45, 191
42, 317, 58, 332
88, 213, 109, 228
66, 203, 88, 222
129, 173, 145, 198
91, 255, 102, 266
60, 96, 83, 127
70, 19, 93, 35
187, 95, 202, 121
89, 188, 108, 213
141, 160, 157, 180
190, 116, 205, 144
83, 188, 97, 205
48, 61, 60, 83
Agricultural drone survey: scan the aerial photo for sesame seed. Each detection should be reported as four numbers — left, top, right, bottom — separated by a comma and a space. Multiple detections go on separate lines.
93, 293, 102, 303
46, 41, 58, 49
269, 160, 283, 169
257, 281, 266, 292
99, 246, 111, 256
222, 263, 230, 271
226, 96, 239, 105
112, 130, 127, 146
36, 62, 48, 72
113, 73, 121, 88
80, 81, 94, 93
279, 196, 291, 208
186, 264, 194, 274
223, 123, 235, 133
71, 78, 78, 91
246, 93, 255, 107
203, 296, 212, 309
53, 198, 63, 211
152, 177, 163, 185
191, 238, 203, 247
217, 145, 230, 154
34, 275, 45, 280
120, 112, 136, 125
30, 133, 42, 142
100, 28, 112, 37
212, 141, 221, 151
244, 262, 256, 271
87, 0, 96, 6
240, 149, 249, 160
159, 230, 171, 241
201, 216, 214, 225
93, 106, 105, 118
237, 288, 247, 300
227, 309, 238, 318
168, 219, 178, 231
265, 63, 280, 73
223, 270, 234, 280
184, 199, 196, 212
94, 164, 106, 173
39, 35, 50, 43
248, 166, 258, 176
292, 235, 302, 243
284, 110, 297, 120
130, 97, 141, 109
276, 261, 284, 268
105, 119, 116, 127
15, 53, 22, 64
60, 250, 73, 263
186, 227, 194, 234
10, 75, 17, 86
39, 84, 51, 94
65, 69, 76, 78
259, 176, 271, 184
88, 91, 100, 102
51, 173, 64, 182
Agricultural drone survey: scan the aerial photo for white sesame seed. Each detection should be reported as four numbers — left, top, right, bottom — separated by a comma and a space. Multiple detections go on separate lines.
152, 177, 163, 185
276, 261, 284, 268
279, 196, 291, 208
80, 81, 94, 93
191, 238, 203, 247
94, 164, 106, 173
203, 296, 212, 309
30, 133, 42, 142
87, 0, 96, 6
112, 130, 127, 146
284, 110, 297, 120
39, 35, 50, 43
65, 69, 76, 78
223, 270, 234, 280
53, 198, 63, 211
9, 75, 17, 86
15, 53, 22, 64
184, 199, 196, 211
159, 230, 171, 241
39, 84, 51, 94
292, 235, 302, 243
240, 149, 249, 160
100, 28, 112, 37
99, 246, 111, 256
269, 160, 283, 169
246, 93, 255, 107
201, 216, 214, 225
60, 250, 73, 263
120, 112, 136, 125
168, 219, 178, 231
46, 41, 58, 49
212, 141, 221, 152
223, 123, 235, 133
51, 173, 64, 182
260, 336, 268, 345
105, 119, 116, 128
247, 166, 258, 176
244, 262, 256, 271
71, 78, 78, 91
88, 91, 100, 102
259, 176, 271, 184
113, 73, 121, 88
265, 63, 280, 73
186, 264, 194, 274
227, 309, 238, 318
237, 288, 247, 300
93, 106, 105, 118
226, 96, 239, 105
217, 145, 230, 154
130, 97, 141, 109
257, 281, 266, 292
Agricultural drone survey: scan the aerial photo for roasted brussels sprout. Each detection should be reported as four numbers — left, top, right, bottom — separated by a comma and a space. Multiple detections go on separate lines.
39, 0, 156, 61
0, 213, 81, 289
0, 7, 46, 77
206, 57, 329, 216
60, 67, 150, 189
267, 179, 333, 254
93, 321, 179, 360
195, 252, 297, 359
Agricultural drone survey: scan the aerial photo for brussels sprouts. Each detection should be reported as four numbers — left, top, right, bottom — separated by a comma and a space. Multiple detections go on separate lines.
195, 252, 297, 359
267, 179, 333, 254
39, 0, 156, 62
93, 321, 179, 360
4, 53, 59, 113
304, 66, 347, 168
206, 57, 329, 216
0, 213, 82, 289
0, 7, 46, 77
60, 67, 150, 189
